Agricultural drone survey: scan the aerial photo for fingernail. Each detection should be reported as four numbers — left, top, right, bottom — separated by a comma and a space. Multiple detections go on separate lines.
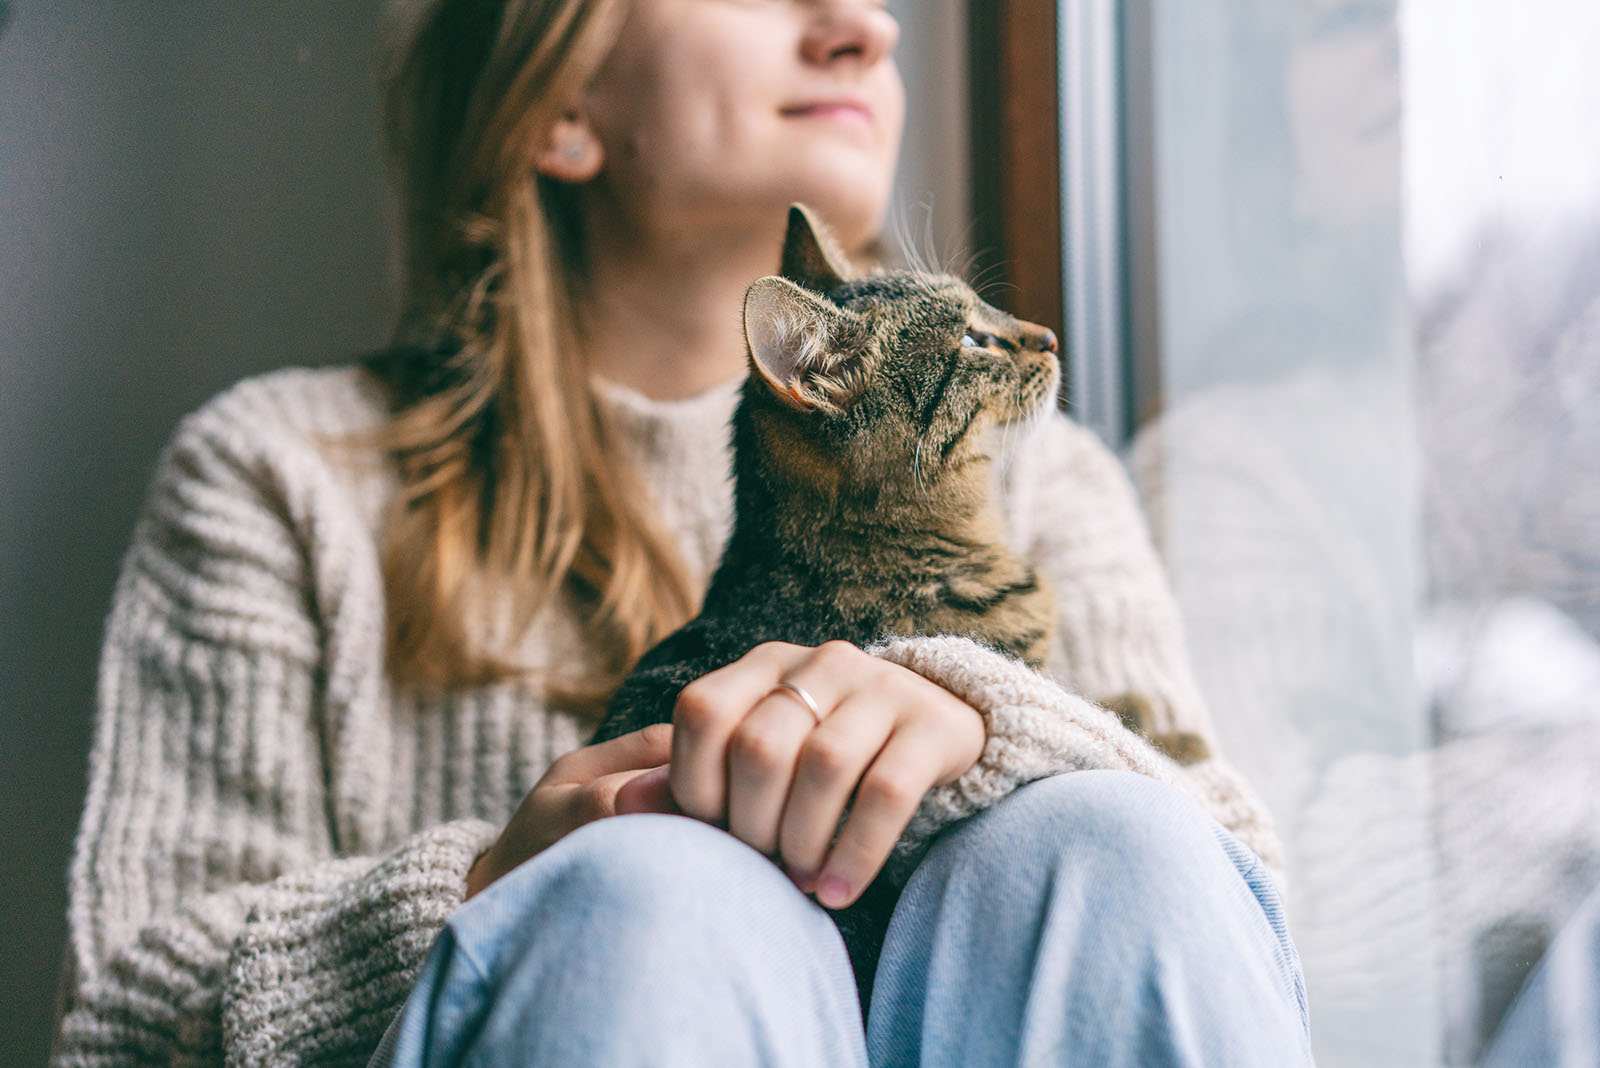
819, 874, 851, 907
787, 867, 817, 894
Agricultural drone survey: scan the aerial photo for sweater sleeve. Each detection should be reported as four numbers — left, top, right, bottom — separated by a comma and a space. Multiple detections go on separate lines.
865, 414, 1285, 889
52, 387, 499, 1068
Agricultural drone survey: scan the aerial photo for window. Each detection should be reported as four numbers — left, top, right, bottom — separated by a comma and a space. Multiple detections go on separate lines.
970, 2, 1600, 1064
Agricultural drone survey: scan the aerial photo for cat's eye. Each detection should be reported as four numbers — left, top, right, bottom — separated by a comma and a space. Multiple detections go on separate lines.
962, 331, 998, 349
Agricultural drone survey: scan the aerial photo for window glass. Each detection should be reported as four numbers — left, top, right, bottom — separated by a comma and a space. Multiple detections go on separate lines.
1111, 1, 1600, 1064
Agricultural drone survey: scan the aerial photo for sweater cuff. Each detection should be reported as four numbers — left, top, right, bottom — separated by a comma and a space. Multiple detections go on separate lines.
221, 818, 500, 1068
866, 634, 1176, 881
865, 634, 1285, 891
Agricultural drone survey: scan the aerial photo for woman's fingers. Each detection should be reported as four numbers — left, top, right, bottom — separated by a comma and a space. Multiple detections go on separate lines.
666, 639, 985, 911
470, 734, 678, 899
670, 642, 806, 822
799, 673, 984, 908
724, 686, 835, 854
544, 721, 674, 787
808, 721, 948, 909
724, 648, 870, 854
612, 763, 679, 816
776, 692, 896, 884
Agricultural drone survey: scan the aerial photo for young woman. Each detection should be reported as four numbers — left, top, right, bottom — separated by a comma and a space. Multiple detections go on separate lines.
51, 1, 1313, 1065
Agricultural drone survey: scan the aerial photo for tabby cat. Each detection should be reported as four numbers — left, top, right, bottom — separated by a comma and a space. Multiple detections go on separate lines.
590, 203, 1064, 1002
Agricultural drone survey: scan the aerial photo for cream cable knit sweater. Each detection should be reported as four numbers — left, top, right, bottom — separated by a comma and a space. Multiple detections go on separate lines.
52, 364, 1281, 1068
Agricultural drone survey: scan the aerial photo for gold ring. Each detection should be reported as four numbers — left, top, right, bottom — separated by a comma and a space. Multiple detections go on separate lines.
772, 680, 825, 725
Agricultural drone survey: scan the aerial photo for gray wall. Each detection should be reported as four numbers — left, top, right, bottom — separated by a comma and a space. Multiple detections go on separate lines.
0, 4, 964, 1063
2, 4, 397, 1063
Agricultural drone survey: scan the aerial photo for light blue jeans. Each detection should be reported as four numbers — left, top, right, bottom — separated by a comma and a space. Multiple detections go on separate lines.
1479, 874, 1600, 1068
375, 770, 1313, 1067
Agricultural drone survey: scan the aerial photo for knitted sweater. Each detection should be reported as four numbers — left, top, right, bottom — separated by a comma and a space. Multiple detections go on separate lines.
52, 364, 1282, 1068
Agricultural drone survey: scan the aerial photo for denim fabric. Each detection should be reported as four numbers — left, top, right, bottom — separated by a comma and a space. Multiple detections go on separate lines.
376, 770, 1313, 1067
1479, 876, 1600, 1068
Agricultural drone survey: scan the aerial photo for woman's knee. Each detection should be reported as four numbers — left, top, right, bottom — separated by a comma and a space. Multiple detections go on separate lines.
555, 812, 781, 899
449, 813, 822, 965
397, 815, 866, 1068
923, 770, 1229, 890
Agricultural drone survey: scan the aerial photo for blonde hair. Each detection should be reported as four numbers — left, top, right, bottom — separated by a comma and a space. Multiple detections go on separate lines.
364, 0, 698, 707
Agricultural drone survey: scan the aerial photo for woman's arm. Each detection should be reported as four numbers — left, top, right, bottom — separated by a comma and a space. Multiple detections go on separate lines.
865, 413, 1285, 889
52, 382, 498, 1067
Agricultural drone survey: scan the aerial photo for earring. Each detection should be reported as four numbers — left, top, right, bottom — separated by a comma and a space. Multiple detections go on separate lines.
564, 144, 584, 162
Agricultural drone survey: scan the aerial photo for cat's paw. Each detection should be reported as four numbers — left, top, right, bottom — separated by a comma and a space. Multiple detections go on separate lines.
1147, 730, 1212, 766
1099, 691, 1157, 734
1097, 692, 1212, 765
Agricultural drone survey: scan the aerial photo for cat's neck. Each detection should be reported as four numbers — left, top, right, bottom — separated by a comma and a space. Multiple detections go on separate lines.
722, 391, 1030, 589
727, 440, 1017, 578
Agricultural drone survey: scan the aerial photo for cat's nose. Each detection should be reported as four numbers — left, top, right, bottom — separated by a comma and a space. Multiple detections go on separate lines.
1039, 330, 1059, 353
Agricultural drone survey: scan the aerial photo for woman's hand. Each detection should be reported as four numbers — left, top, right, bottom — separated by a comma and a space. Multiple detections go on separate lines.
466, 723, 681, 900
668, 640, 986, 910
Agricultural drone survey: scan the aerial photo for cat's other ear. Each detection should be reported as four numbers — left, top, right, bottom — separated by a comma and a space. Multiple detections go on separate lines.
780, 203, 856, 294
744, 276, 865, 412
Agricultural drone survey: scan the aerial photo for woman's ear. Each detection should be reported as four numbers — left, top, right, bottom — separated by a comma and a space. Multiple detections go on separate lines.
533, 109, 605, 183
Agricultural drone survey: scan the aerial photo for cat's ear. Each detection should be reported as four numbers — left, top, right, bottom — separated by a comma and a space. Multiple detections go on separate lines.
744, 276, 865, 412
780, 203, 856, 294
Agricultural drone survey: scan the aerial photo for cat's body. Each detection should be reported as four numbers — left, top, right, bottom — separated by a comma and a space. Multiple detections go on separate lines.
600, 375, 1058, 730
590, 204, 1063, 1003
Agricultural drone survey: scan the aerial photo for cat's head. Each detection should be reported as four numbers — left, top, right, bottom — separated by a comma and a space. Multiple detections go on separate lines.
741, 204, 1061, 496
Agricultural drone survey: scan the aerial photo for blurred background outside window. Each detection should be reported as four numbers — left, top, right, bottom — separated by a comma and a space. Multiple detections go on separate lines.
1101, 1, 1600, 1064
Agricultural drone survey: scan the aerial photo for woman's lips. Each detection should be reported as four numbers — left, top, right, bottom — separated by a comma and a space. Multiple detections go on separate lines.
781, 101, 874, 127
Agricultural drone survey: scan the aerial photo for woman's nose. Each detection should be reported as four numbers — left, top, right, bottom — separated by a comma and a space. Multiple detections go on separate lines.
801, 2, 901, 68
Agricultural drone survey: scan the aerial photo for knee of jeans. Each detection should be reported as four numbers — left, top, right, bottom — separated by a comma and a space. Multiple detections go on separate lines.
937, 770, 1217, 885
541, 812, 789, 916
451, 814, 802, 968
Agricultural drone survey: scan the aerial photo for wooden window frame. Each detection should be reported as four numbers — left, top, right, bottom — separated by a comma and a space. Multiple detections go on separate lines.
967, 0, 1064, 341
969, 0, 1155, 444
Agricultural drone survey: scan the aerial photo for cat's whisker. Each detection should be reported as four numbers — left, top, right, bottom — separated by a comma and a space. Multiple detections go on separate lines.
942, 216, 982, 281
950, 250, 983, 285
968, 261, 1010, 299
886, 199, 914, 273
967, 259, 1003, 286
917, 198, 942, 276
890, 195, 940, 277
998, 418, 1022, 510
